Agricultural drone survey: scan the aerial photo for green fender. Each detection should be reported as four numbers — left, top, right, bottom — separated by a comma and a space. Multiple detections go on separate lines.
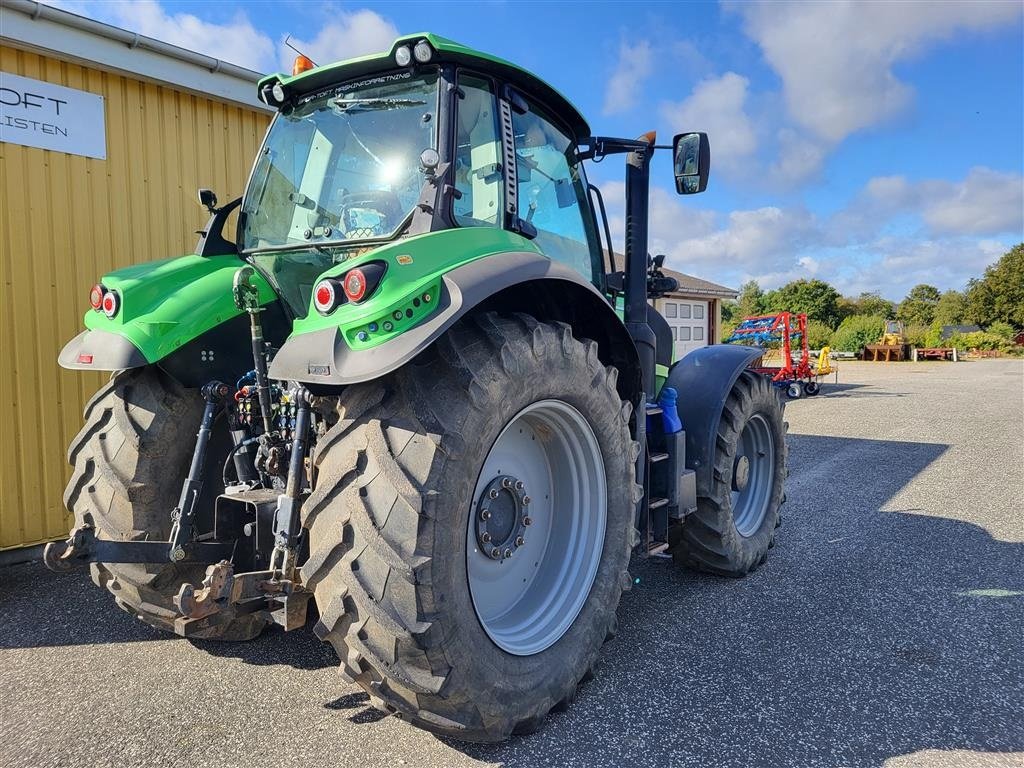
58, 254, 276, 371
268, 228, 636, 388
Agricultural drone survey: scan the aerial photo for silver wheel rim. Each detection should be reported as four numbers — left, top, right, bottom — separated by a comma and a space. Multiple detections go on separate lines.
730, 414, 775, 537
466, 400, 607, 656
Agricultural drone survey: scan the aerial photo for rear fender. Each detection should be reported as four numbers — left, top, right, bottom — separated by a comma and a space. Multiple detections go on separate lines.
59, 254, 278, 380
269, 252, 642, 404
664, 345, 764, 495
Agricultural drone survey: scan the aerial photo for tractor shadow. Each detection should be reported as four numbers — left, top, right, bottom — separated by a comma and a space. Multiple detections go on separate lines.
0, 562, 335, 671
449, 434, 1024, 767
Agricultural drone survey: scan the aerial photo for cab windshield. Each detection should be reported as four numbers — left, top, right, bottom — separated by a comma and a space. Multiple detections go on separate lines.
240, 70, 439, 252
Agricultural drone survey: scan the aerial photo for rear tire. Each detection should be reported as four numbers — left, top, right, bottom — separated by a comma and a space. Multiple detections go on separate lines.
804, 380, 820, 396
670, 370, 786, 576
64, 367, 268, 641
301, 313, 638, 741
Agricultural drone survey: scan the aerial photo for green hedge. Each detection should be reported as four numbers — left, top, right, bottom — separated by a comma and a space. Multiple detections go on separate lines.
830, 315, 885, 354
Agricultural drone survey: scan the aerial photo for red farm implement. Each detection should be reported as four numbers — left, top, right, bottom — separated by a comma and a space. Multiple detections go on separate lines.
726, 312, 826, 398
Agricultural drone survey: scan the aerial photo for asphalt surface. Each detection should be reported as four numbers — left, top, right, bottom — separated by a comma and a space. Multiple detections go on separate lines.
2, 359, 1022, 768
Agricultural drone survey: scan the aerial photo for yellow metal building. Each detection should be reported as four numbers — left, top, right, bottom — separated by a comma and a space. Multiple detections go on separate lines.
0, 1, 272, 557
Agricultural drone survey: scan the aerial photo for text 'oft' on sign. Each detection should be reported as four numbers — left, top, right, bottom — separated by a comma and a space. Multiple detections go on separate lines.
0, 71, 106, 160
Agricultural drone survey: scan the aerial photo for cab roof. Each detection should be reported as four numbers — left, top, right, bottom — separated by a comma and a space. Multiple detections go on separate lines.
259, 32, 590, 139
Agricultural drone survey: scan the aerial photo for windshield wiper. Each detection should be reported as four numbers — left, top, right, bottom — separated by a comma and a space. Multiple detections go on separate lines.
331, 97, 427, 114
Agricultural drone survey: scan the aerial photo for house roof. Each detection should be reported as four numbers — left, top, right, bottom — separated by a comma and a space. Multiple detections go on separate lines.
660, 268, 738, 299
941, 324, 982, 339
1, 0, 270, 110
608, 254, 738, 298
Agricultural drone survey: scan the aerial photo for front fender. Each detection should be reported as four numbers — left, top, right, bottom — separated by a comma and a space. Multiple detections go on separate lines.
269, 252, 620, 386
58, 254, 275, 371
665, 345, 765, 495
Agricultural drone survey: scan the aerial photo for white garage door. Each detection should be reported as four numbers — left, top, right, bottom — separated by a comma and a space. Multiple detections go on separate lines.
661, 300, 709, 359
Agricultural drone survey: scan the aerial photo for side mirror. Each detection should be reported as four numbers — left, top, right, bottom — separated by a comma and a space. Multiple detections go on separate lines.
198, 188, 218, 212
672, 132, 710, 195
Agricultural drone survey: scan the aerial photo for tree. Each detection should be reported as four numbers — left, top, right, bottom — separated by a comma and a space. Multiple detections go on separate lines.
964, 244, 1024, 328
721, 299, 738, 325
763, 279, 843, 328
736, 280, 764, 319
933, 290, 966, 327
856, 292, 897, 318
897, 284, 941, 326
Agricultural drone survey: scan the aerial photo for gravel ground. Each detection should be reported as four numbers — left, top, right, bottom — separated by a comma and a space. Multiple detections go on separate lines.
1, 359, 1021, 768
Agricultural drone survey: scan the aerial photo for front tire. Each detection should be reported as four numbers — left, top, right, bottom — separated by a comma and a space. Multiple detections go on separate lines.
301, 314, 638, 741
670, 370, 786, 576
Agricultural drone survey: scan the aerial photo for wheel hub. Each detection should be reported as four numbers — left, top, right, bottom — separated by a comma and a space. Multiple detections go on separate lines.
475, 475, 531, 560
732, 455, 750, 492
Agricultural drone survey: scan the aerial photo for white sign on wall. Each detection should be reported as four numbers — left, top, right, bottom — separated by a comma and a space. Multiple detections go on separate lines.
0, 71, 106, 159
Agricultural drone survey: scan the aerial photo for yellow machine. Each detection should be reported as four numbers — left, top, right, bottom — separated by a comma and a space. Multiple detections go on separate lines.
816, 346, 834, 376
880, 320, 905, 347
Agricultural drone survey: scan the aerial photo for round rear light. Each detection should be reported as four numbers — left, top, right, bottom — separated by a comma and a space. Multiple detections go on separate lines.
343, 269, 367, 302
89, 284, 105, 310
313, 280, 337, 315
101, 290, 120, 318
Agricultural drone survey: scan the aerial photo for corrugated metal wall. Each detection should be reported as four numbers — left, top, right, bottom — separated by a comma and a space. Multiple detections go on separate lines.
0, 44, 271, 549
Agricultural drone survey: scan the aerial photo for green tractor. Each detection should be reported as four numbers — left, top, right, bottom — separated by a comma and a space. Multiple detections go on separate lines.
46, 34, 786, 741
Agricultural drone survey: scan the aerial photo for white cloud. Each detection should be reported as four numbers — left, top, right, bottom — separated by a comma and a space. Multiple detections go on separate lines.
863, 167, 1024, 237
88, 0, 275, 72
282, 10, 398, 73
918, 169, 1024, 236
660, 72, 756, 173
45, 1, 398, 74
602, 165, 1018, 298
769, 128, 827, 185
603, 40, 653, 116
731, 0, 1023, 143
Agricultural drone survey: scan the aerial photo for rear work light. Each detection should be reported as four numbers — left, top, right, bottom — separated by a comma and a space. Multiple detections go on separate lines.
101, 289, 120, 318
89, 284, 105, 311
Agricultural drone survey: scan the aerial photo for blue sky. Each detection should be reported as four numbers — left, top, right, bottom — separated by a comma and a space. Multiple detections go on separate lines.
54, 0, 1024, 299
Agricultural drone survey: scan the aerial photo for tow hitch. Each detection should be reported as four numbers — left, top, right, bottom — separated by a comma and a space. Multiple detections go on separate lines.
173, 560, 311, 637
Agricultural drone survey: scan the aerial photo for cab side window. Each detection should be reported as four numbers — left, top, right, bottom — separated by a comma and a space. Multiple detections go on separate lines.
511, 102, 600, 282
453, 75, 503, 227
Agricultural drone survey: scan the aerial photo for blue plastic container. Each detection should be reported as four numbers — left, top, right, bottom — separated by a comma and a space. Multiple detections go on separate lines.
658, 387, 683, 434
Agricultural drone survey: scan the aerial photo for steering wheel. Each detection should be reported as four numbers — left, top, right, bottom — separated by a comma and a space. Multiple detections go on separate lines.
339, 189, 403, 238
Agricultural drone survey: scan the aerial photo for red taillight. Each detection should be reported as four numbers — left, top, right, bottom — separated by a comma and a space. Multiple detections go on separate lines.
343, 268, 367, 302
313, 280, 338, 315
101, 290, 119, 318
89, 284, 105, 310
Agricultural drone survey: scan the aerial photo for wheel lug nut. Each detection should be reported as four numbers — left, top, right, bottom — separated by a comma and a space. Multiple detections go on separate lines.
522, 496, 531, 505
502, 477, 513, 489
515, 536, 524, 547
481, 532, 491, 542
488, 489, 499, 499
515, 480, 524, 491
523, 516, 532, 526
490, 547, 501, 559
480, 509, 491, 520
504, 548, 512, 558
